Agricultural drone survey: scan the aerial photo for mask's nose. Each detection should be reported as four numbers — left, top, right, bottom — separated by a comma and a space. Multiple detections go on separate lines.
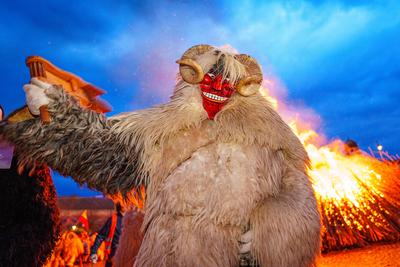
212, 75, 223, 91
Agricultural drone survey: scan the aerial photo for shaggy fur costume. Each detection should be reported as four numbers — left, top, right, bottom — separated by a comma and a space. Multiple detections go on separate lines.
113, 208, 144, 267
0, 48, 321, 267
0, 156, 60, 266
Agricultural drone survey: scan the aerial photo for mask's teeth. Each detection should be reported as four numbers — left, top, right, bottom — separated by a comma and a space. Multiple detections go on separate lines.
203, 92, 227, 102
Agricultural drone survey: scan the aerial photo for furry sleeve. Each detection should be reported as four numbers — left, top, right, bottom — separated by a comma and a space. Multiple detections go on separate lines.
0, 85, 144, 194
251, 148, 321, 267
113, 209, 144, 267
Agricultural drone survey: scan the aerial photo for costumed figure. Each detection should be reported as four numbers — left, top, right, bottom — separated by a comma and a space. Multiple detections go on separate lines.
0, 45, 321, 267
58, 230, 84, 267
0, 105, 60, 267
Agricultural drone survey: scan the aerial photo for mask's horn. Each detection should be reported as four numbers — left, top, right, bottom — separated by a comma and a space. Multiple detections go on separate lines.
176, 44, 213, 84
235, 54, 263, 96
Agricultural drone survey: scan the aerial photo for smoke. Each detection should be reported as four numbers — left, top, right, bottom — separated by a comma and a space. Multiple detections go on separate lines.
260, 72, 325, 146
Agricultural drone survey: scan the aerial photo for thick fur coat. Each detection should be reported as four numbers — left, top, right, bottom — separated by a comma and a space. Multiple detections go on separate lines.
0, 50, 321, 267
0, 157, 60, 267
113, 208, 144, 267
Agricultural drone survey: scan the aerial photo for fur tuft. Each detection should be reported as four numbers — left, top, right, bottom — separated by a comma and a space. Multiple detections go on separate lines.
113, 209, 144, 267
0, 158, 60, 266
216, 51, 247, 84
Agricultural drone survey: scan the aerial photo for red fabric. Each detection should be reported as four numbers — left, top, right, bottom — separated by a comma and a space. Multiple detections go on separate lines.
105, 213, 117, 259
77, 210, 89, 231
199, 73, 235, 119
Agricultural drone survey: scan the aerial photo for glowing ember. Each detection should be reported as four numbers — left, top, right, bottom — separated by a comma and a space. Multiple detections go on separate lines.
264, 86, 400, 252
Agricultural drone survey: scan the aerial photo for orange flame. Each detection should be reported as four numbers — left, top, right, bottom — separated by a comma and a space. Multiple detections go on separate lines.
262, 85, 400, 252
107, 185, 146, 210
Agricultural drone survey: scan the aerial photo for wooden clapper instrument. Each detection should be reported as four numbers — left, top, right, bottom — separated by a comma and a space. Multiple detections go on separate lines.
7, 56, 111, 123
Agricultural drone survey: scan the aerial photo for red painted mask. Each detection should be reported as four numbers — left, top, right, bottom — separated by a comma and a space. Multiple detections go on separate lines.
199, 73, 235, 119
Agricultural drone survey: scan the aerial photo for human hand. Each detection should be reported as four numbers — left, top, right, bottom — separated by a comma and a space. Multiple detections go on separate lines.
239, 229, 252, 254
23, 78, 52, 115
90, 254, 98, 263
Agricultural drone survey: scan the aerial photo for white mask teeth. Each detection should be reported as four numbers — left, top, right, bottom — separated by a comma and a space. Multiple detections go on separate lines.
202, 91, 227, 102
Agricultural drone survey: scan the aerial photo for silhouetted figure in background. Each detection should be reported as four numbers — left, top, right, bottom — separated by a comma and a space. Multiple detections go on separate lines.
344, 139, 360, 156
90, 203, 124, 267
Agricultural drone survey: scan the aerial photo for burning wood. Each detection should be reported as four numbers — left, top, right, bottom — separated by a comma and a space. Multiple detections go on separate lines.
287, 105, 400, 253
259, 84, 400, 252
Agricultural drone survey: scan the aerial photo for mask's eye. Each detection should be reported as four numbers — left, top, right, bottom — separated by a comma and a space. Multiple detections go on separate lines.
222, 83, 235, 96
208, 73, 215, 79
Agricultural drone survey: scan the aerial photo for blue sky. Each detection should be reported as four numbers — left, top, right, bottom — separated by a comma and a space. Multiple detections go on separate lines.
1, 0, 399, 196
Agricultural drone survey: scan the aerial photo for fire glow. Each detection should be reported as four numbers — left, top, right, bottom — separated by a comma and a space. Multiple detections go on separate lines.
262, 86, 400, 252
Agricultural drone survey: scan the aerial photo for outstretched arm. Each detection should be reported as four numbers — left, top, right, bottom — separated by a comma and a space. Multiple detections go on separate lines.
0, 80, 144, 194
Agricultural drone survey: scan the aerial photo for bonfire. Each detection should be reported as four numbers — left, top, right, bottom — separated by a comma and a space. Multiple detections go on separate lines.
261, 86, 400, 252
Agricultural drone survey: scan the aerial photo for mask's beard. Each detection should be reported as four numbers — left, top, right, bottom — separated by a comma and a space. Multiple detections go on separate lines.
201, 98, 225, 120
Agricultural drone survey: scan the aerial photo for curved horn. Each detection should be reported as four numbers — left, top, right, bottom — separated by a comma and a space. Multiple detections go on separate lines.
235, 54, 263, 96
176, 44, 213, 84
